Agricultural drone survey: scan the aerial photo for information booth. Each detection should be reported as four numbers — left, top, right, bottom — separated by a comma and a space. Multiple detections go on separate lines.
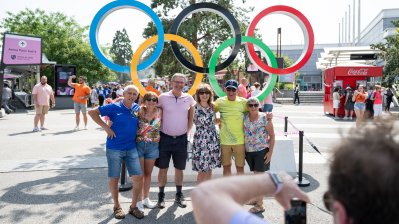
323, 65, 383, 116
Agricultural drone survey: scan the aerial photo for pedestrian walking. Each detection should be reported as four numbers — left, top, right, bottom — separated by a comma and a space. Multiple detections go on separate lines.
293, 84, 300, 104
353, 85, 368, 127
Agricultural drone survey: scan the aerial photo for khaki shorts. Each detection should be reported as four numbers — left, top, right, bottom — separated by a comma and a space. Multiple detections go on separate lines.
221, 144, 245, 167
35, 105, 50, 115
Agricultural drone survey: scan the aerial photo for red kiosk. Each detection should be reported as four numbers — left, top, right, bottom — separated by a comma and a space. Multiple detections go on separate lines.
323, 65, 383, 116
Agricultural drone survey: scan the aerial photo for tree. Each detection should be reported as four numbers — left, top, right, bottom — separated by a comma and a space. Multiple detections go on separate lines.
142, 0, 252, 77
0, 8, 115, 85
110, 28, 133, 83
371, 20, 399, 86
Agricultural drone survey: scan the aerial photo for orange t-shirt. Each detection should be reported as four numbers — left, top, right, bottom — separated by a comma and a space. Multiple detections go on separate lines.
355, 92, 367, 103
145, 85, 160, 96
73, 83, 91, 104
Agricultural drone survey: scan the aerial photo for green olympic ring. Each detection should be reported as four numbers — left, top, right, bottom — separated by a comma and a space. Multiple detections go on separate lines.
208, 36, 278, 102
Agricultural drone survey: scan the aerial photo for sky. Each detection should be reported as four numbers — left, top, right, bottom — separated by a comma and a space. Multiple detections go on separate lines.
0, 0, 398, 53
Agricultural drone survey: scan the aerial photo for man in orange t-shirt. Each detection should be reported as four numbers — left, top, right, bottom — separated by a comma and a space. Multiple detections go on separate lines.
68, 75, 91, 131
145, 78, 160, 96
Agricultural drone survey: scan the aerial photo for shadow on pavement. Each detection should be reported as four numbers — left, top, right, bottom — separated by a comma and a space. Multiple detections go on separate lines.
8, 131, 36, 136
298, 173, 320, 193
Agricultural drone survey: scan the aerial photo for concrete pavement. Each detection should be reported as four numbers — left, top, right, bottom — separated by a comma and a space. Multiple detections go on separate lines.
0, 104, 397, 223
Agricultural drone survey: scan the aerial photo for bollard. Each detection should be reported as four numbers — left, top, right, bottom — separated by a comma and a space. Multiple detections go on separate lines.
284, 116, 288, 136
296, 131, 310, 187
119, 161, 132, 192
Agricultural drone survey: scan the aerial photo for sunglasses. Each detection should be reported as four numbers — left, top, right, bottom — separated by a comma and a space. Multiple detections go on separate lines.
226, 87, 237, 92
145, 98, 158, 102
198, 91, 210, 95
323, 191, 333, 212
248, 104, 259, 108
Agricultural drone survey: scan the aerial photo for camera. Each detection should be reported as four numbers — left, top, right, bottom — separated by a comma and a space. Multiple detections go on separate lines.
285, 199, 306, 224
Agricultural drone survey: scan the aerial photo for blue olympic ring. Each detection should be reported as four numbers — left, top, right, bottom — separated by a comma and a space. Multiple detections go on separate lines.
89, 0, 164, 73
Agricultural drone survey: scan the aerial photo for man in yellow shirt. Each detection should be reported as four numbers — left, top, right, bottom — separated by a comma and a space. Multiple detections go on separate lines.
215, 80, 248, 176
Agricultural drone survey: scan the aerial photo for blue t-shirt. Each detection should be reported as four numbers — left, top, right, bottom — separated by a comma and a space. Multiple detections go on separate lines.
99, 101, 139, 150
230, 211, 269, 224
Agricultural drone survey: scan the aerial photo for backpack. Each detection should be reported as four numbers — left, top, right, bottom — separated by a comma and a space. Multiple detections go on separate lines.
387, 89, 394, 97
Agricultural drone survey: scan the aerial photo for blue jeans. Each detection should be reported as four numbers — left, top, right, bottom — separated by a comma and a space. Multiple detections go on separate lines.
106, 148, 142, 178
137, 141, 159, 159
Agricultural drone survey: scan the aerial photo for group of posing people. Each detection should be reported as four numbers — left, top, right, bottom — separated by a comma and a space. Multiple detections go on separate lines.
88, 73, 275, 219
333, 84, 395, 127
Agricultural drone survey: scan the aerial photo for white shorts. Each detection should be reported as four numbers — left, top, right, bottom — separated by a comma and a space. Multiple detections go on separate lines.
333, 100, 340, 109
373, 104, 382, 117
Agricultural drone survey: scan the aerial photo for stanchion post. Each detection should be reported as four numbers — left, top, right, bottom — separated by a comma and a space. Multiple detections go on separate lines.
284, 116, 288, 136
296, 130, 310, 187
119, 161, 132, 192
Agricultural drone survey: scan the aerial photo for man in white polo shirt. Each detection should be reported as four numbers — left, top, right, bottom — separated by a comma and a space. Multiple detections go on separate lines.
155, 73, 195, 209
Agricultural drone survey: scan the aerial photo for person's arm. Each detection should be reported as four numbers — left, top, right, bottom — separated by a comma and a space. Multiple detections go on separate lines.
191, 172, 310, 224
67, 75, 76, 88
264, 121, 275, 165
345, 94, 349, 104
352, 91, 357, 102
50, 89, 55, 108
88, 108, 116, 139
370, 91, 376, 101
187, 105, 194, 133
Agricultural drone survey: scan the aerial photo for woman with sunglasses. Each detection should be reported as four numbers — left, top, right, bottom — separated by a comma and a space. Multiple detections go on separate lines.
136, 91, 162, 210
243, 97, 275, 214
192, 84, 221, 183
352, 85, 368, 127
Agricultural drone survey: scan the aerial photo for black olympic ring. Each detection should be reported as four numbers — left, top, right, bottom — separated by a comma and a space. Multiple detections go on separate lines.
169, 2, 242, 74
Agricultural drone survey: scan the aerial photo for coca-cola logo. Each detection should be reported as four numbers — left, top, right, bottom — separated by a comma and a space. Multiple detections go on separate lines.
348, 68, 368, 76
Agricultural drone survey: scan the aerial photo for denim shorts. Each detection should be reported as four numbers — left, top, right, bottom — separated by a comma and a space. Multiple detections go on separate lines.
137, 141, 159, 159
106, 148, 142, 178
354, 102, 365, 111
74, 102, 87, 113
263, 104, 273, 112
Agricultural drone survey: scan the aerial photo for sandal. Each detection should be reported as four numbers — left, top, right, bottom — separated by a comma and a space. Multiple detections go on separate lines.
246, 200, 257, 206
249, 205, 265, 214
129, 205, 144, 219
113, 207, 125, 219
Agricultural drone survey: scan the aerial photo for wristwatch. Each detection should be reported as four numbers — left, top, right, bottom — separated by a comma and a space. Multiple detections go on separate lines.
268, 172, 284, 195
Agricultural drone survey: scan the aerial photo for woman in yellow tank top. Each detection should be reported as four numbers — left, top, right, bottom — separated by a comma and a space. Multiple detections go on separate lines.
352, 85, 368, 127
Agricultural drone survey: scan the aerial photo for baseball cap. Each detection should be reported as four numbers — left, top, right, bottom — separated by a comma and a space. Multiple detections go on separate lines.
225, 80, 238, 89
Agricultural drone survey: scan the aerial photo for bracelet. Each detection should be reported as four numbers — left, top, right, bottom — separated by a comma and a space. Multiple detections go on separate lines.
268, 172, 284, 195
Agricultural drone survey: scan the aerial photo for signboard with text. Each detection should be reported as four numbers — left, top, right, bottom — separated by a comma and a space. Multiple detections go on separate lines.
1, 33, 42, 65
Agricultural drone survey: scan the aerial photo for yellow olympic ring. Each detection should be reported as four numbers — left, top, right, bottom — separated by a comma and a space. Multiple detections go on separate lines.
130, 34, 203, 96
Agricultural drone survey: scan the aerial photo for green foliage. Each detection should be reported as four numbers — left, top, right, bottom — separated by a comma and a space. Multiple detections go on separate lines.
110, 28, 133, 83
371, 20, 399, 86
143, 0, 252, 77
0, 8, 114, 85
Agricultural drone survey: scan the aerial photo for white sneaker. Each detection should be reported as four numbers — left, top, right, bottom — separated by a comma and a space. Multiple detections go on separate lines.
74, 126, 79, 131
136, 201, 144, 212
33, 127, 40, 132
83, 126, 88, 130
142, 197, 157, 209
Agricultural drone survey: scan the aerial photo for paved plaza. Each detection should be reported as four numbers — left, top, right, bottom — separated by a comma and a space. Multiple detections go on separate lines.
0, 104, 398, 224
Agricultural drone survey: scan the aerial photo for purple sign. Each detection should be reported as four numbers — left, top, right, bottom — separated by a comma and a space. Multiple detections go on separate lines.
1, 33, 42, 65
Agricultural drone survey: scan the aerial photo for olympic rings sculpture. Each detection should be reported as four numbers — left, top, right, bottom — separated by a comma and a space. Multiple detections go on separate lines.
89, 0, 314, 101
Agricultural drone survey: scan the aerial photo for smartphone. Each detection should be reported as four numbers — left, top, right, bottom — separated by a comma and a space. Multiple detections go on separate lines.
285, 199, 306, 224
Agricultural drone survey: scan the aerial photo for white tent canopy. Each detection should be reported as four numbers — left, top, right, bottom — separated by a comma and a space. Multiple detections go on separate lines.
316, 46, 381, 71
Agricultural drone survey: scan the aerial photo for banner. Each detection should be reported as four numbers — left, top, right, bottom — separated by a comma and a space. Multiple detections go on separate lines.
1, 33, 42, 65
279, 73, 295, 83
54, 65, 76, 96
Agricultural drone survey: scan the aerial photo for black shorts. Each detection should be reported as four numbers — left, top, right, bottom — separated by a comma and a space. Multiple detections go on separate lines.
245, 148, 270, 172
155, 132, 188, 170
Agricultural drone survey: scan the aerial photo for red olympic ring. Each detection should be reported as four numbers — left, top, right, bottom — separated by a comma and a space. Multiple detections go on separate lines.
246, 5, 314, 75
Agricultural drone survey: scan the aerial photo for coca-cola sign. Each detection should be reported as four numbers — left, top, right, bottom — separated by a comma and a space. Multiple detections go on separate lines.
348, 68, 369, 76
